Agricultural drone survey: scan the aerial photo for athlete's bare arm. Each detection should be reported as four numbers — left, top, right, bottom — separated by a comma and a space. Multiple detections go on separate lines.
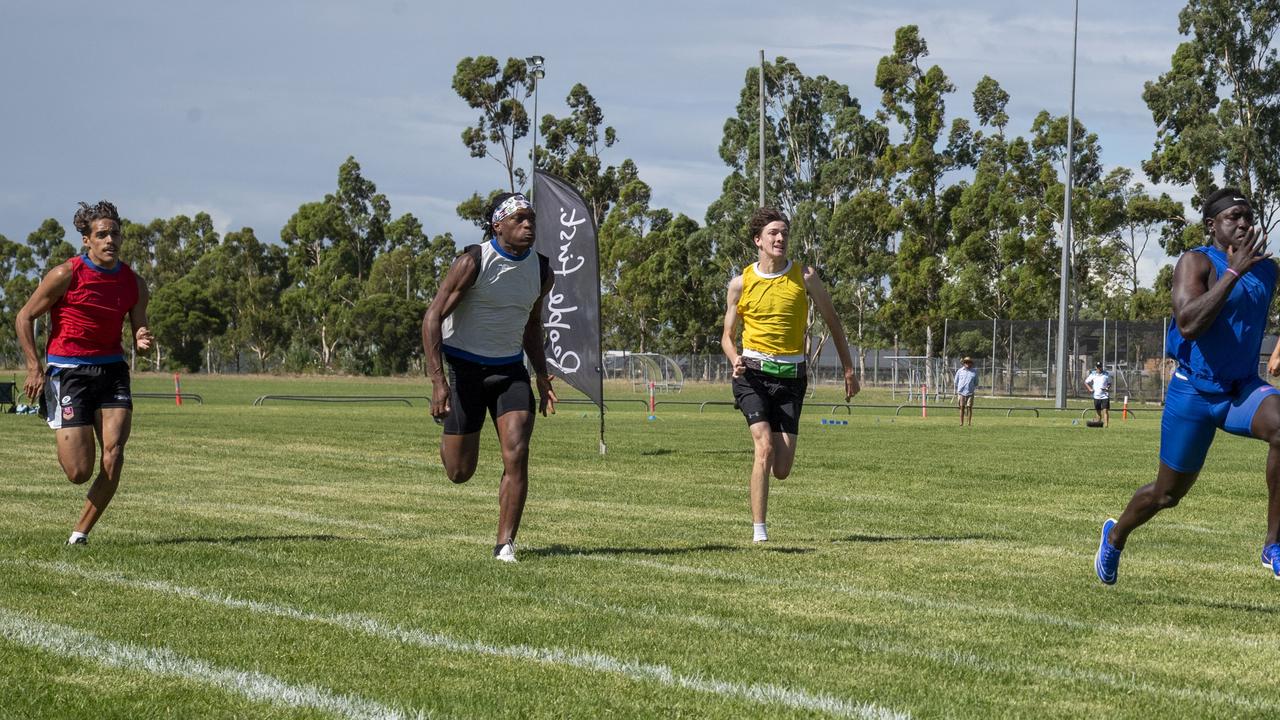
131, 274, 153, 352
422, 251, 479, 419
15, 261, 75, 402
803, 266, 859, 401
522, 270, 558, 417
720, 274, 745, 378
1173, 226, 1268, 340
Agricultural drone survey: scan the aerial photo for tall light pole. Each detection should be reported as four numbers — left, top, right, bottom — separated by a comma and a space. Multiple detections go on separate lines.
525, 55, 545, 199
759, 49, 766, 208
1054, 0, 1079, 409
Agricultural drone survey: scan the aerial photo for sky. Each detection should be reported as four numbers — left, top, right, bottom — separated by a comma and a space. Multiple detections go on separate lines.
0, 0, 1190, 284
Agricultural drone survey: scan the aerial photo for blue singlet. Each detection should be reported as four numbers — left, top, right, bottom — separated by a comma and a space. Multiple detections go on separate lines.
1160, 245, 1279, 472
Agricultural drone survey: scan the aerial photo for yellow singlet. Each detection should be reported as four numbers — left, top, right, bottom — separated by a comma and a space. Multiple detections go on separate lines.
738, 260, 808, 357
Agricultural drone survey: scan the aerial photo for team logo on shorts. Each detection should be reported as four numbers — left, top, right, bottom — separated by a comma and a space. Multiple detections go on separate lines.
114, 394, 130, 401
62, 407, 74, 421
61, 395, 71, 406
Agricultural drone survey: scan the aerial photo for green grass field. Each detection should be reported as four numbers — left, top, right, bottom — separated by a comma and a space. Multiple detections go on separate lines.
1, 373, 1277, 719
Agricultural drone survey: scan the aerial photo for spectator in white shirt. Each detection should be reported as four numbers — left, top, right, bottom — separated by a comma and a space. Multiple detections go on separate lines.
1085, 361, 1112, 427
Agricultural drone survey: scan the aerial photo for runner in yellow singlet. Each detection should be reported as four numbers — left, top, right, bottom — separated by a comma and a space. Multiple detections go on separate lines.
720, 207, 859, 543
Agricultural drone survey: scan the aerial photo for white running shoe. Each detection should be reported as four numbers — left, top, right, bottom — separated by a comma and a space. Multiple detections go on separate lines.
494, 542, 517, 563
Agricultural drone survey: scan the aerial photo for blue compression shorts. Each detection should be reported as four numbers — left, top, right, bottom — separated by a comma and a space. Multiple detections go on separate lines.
1160, 372, 1280, 473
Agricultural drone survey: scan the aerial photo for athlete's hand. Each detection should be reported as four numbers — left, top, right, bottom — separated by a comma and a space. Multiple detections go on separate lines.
1270, 353, 1280, 377
843, 368, 860, 402
135, 326, 153, 352
536, 374, 558, 416
23, 367, 44, 404
1227, 225, 1270, 276
430, 379, 451, 421
731, 355, 746, 378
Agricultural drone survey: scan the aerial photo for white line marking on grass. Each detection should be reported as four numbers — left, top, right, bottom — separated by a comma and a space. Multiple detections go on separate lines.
571, 554, 1280, 651
14, 560, 909, 720
0, 608, 422, 720
549, 592, 1280, 713
336, 559, 1279, 712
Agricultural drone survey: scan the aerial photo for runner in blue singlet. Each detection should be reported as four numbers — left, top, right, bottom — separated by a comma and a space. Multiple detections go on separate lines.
1095, 187, 1280, 584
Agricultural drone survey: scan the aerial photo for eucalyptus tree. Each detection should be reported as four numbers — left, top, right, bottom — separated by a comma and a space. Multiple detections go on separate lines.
1144, 0, 1280, 236
875, 25, 974, 375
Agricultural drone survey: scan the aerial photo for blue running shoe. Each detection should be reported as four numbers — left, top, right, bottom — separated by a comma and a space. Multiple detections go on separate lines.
1262, 543, 1280, 579
1095, 518, 1121, 585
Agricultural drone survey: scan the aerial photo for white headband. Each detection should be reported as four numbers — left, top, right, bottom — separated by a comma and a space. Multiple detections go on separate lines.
491, 194, 532, 225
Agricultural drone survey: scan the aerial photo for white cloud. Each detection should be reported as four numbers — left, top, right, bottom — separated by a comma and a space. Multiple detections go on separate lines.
0, 0, 1200, 297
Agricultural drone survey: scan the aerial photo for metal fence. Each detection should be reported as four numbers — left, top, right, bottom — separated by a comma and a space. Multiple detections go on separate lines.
665, 318, 1235, 404
7, 317, 1271, 404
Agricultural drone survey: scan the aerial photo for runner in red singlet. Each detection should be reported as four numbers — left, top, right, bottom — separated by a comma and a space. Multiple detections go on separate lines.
16, 201, 152, 546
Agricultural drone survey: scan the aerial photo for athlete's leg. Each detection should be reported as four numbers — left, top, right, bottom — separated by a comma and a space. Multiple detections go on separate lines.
494, 410, 534, 545
439, 433, 481, 483
748, 421, 773, 524
55, 426, 97, 485
72, 408, 131, 535
771, 432, 798, 479
439, 361, 485, 483
957, 396, 965, 425
1103, 404, 1110, 427
1248, 394, 1280, 546
1110, 462, 1198, 549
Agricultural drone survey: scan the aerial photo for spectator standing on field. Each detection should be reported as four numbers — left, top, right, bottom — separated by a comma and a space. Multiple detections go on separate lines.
954, 357, 977, 426
1085, 362, 1112, 427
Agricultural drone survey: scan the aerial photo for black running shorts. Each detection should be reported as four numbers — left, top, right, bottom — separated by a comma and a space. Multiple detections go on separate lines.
443, 356, 535, 435
732, 367, 807, 435
1094, 398, 1111, 412
41, 362, 132, 429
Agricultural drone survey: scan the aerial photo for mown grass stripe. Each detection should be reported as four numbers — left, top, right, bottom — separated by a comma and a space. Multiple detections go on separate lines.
16, 560, 909, 720
571, 553, 1277, 650
0, 608, 422, 720
458, 579, 1280, 713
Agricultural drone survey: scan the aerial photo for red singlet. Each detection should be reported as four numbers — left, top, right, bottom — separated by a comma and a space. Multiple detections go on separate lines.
46, 254, 139, 365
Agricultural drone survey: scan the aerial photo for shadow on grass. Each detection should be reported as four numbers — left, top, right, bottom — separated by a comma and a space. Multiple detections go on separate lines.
529, 543, 816, 557
529, 543, 743, 558
639, 448, 676, 456
143, 533, 347, 546
760, 546, 816, 554
695, 449, 753, 455
832, 533, 997, 544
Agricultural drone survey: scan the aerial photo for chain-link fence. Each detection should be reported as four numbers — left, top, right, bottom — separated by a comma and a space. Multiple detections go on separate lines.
660, 318, 1260, 404
7, 316, 1270, 403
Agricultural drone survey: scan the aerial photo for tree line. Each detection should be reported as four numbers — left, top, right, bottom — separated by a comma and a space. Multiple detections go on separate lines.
2, 5, 1276, 375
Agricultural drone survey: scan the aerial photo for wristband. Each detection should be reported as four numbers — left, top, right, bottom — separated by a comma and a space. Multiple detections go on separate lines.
1226, 267, 1241, 279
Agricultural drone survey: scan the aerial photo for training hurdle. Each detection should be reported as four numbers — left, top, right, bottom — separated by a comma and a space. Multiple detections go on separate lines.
823, 403, 1042, 418
135, 392, 204, 405
252, 395, 423, 406
1080, 407, 1138, 419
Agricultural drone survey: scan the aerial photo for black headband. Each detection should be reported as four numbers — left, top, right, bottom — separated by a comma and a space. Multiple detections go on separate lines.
1204, 194, 1251, 222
